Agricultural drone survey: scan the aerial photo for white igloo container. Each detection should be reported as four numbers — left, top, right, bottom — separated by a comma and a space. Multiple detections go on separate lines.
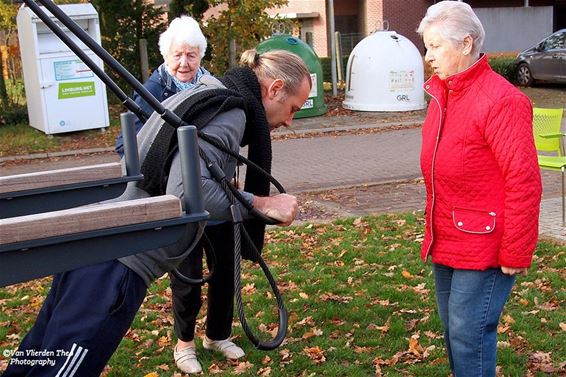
343, 30, 426, 112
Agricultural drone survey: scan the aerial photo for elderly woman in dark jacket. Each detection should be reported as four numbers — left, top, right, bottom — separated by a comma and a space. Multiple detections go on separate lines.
115, 15, 209, 156
417, 2, 542, 376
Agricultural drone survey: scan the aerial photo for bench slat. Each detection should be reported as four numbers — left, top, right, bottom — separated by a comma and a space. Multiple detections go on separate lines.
0, 163, 123, 194
0, 195, 182, 244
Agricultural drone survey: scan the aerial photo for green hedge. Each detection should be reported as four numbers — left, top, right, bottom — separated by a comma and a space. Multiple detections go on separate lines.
0, 104, 28, 127
487, 55, 517, 83
320, 56, 350, 82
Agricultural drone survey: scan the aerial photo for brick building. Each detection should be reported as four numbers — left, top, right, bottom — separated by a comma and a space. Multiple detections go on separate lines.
156, 0, 565, 57
265, 0, 431, 58
265, 0, 565, 57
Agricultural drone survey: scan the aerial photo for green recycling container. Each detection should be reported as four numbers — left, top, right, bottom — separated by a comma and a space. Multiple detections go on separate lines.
256, 34, 327, 118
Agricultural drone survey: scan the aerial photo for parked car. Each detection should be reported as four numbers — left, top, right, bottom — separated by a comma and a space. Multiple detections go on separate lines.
515, 29, 566, 86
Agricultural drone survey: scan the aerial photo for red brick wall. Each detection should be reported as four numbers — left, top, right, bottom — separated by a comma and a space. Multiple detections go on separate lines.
263, 0, 434, 56
335, 1, 358, 15
362, 0, 384, 35
468, 0, 555, 6
383, 0, 429, 53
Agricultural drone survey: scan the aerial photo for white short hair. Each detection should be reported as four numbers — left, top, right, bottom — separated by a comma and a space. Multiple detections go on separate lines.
417, 1, 485, 58
159, 15, 207, 59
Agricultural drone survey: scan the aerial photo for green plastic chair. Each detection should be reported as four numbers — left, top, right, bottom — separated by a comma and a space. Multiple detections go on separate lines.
533, 107, 566, 225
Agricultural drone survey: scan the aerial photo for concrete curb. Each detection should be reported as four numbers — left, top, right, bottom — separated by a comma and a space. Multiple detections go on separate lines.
0, 147, 114, 163
273, 120, 422, 137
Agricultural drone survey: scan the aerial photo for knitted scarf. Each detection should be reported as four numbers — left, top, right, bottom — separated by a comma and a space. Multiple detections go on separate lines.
138, 67, 272, 258
220, 68, 272, 258
163, 64, 210, 91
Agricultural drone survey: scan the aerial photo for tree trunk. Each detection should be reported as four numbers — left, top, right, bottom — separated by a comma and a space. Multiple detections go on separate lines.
0, 47, 9, 108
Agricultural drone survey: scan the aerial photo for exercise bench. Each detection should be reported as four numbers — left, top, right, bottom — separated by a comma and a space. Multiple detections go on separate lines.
0, 126, 208, 287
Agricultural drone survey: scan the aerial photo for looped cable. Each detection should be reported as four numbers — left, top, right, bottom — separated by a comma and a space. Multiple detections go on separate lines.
231, 205, 288, 350
197, 145, 288, 348
170, 233, 216, 286
198, 146, 284, 225
198, 131, 285, 193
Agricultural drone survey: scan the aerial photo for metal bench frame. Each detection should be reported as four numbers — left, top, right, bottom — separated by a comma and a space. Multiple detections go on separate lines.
0, 126, 208, 287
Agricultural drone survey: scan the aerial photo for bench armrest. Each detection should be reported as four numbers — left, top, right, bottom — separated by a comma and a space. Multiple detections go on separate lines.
0, 162, 123, 194
0, 195, 182, 244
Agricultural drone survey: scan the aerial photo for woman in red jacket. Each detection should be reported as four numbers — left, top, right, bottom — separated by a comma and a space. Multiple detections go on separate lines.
417, 2, 542, 376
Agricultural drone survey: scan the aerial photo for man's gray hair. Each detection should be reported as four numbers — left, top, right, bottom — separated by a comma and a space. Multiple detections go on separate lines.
159, 15, 207, 59
417, 1, 485, 58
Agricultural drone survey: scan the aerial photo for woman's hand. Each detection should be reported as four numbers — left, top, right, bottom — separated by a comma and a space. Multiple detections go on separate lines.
501, 266, 528, 276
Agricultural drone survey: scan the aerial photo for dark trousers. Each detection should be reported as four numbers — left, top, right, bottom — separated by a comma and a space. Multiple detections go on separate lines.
171, 222, 235, 342
2, 261, 146, 377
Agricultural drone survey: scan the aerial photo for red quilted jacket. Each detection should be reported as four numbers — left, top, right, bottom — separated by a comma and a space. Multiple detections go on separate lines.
420, 55, 542, 270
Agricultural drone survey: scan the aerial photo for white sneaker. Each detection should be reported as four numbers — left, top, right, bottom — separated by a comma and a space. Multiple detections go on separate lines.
202, 336, 245, 360
174, 344, 202, 374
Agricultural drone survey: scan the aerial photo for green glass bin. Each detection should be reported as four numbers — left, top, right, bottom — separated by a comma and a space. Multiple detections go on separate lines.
257, 34, 327, 118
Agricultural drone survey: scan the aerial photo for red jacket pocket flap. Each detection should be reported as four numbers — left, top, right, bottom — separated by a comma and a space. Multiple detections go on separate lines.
452, 207, 496, 234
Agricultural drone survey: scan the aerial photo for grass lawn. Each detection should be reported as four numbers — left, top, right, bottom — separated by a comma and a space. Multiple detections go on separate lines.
0, 213, 564, 376
0, 105, 122, 157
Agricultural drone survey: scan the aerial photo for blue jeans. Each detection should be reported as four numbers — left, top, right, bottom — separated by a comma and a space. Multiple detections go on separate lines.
433, 264, 516, 377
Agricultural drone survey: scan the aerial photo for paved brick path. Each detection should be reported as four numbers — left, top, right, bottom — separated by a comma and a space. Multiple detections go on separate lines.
271, 127, 422, 192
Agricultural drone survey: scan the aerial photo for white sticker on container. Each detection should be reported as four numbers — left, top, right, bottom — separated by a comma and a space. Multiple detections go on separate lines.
54, 59, 94, 81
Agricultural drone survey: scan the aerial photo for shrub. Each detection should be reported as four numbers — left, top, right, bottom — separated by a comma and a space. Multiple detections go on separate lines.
488, 55, 517, 83
0, 104, 28, 126
320, 56, 350, 82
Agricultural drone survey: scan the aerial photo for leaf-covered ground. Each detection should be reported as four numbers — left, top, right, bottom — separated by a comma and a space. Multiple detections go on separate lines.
1, 213, 564, 376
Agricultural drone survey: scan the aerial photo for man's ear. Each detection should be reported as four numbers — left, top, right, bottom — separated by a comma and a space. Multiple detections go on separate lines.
267, 79, 285, 99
